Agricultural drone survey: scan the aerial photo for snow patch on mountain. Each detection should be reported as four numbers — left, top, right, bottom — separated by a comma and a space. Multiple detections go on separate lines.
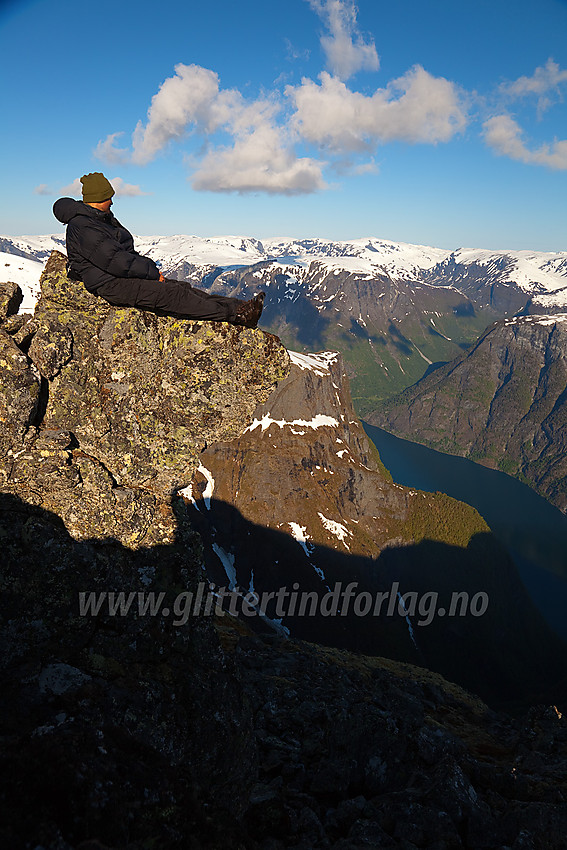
503, 314, 567, 327
288, 350, 339, 375
212, 544, 237, 590
531, 287, 567, 311
0, 252, 44, 313
135, 234, 266, 270
244, 413, 340, 434
1, 234, 66, 260
197, 464, 215, 510
451, 248, 567, 293
288, 523, 314, 557
317, 512, 353, 549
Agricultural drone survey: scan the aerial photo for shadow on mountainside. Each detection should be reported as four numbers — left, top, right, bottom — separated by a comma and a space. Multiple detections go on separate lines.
186, 497, 567, 715
3, 490, 567, 850
262, 294, 332, 349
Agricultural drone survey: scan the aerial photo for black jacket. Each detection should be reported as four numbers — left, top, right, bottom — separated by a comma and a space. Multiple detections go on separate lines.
53, 198, 160, 293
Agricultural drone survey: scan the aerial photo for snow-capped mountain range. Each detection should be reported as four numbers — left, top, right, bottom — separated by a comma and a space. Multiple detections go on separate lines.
3, 232, 567, 410
2, 233, 567, 314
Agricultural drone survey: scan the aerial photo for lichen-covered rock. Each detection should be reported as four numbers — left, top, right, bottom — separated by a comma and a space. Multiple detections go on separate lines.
35, 251, 289, 495
0, 251, 289, 542
0, 327, 40, 461
28, 314, 73, 378
1, 311, 34, 340
7, 428, 170, 547
0, 280, 23, 319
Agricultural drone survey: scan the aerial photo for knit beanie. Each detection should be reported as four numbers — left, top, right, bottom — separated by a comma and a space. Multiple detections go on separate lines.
80, 173, 115, 203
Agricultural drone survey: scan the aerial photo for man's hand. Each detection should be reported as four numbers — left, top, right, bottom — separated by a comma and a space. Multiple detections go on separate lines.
159, 273, 165, 282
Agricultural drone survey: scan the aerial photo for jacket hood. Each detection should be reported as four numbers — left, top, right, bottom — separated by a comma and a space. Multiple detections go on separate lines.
53, 197, 102, 225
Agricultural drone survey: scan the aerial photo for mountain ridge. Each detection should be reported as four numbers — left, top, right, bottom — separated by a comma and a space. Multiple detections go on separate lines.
4, 231, 567, 296
4, 232, 567, 413
369, 313, 567, 514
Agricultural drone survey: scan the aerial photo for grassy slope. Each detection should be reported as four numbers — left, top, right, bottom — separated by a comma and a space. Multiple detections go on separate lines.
265, 307, 496, 417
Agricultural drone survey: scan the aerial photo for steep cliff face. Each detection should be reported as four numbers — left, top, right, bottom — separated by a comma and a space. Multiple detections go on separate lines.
370, 315, 567, 514
184, 349, 567, 709
184, 349, 489, 559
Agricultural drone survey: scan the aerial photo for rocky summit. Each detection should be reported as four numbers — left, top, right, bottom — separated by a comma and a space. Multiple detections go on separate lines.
1, 252, 567, 849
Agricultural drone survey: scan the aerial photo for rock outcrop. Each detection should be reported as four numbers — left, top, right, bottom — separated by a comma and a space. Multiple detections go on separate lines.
1, 251, 289, 542
369, 315, 567, 514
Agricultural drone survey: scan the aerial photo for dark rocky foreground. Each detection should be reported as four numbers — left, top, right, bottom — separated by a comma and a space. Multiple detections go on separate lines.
2, 499, 567, 850
228, 626, 567, 850
2, 489, 567, 850
1, 254, 567, 849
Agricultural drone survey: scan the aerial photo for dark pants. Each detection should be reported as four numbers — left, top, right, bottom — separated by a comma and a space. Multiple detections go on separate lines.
94, 277, 241, 322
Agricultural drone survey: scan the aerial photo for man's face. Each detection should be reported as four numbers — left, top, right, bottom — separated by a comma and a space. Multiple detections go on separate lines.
87, 197, 114, 212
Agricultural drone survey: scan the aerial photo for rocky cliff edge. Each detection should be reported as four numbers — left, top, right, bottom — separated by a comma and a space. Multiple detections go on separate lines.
369, 315, 567, 514
0, 250, 289, 541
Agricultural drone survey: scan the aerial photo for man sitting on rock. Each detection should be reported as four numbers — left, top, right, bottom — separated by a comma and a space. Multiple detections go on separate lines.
53, 173, 264, 328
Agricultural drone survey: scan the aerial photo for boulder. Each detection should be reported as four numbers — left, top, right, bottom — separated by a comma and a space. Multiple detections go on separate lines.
0, 326, 40, 463
0, 251, 289, 848
0, 280, 23, 319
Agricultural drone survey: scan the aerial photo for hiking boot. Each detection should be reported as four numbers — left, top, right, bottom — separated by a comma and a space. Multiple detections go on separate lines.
232, 292, 265, 329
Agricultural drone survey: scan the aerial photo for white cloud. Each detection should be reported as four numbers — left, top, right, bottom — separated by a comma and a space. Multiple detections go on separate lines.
307, 0, 379, 80
59, 177, 82, 196
330, 157, 378, 176
94, 132, 130, 165
192, 124, 327, 194
98, 61, 326, 195
288, 66, 467, 152
91, 2, 468, 196
109, 177, 149, 197
34, 184, 53, 195
483, 114, 567, 170
131, 64, 222, 165
500, 58, 567, 115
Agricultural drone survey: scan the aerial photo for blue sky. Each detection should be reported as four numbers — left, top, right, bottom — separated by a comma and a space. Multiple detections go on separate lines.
1, 0, 566, 250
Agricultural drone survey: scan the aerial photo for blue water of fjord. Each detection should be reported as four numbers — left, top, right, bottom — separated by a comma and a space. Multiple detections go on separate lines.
363, 422, 567, 641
